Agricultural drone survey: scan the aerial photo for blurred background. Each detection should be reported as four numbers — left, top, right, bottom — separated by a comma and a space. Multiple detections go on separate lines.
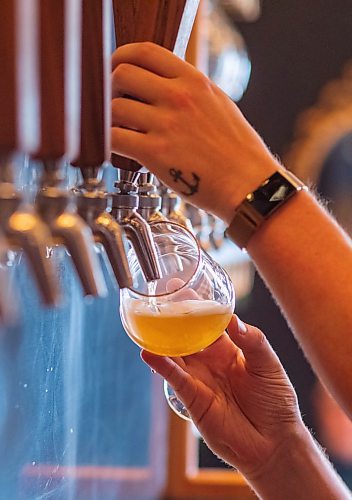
0, 1, 351, 499
197, 0, 352, 492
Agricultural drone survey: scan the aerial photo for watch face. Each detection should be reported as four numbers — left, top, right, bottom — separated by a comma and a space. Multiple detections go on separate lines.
247, 172, 297, 216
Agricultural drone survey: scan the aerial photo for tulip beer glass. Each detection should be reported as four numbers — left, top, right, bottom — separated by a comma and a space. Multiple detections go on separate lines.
120, 221, 235, 418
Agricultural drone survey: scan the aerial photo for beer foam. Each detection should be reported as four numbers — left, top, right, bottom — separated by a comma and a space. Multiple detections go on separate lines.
126, 298, 231, 317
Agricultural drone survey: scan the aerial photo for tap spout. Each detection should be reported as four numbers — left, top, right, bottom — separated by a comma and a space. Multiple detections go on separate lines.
112, 183, 162, 282
0, 234, 17, 324
159, 185, 193, 231
93, 212, 132, 289
0, 271, 16, 324
137, 173, 165, 223
136, 177, 184, 274
0, 184, 59, 306
115, 208, 162, 283
36, 188, 107, 297
76, 192, 132, 289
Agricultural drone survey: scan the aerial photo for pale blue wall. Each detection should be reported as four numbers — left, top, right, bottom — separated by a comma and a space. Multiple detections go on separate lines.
0, 167, 153, 500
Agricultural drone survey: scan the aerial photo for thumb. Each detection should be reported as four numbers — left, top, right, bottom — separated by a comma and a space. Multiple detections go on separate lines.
228, 315, 282, 374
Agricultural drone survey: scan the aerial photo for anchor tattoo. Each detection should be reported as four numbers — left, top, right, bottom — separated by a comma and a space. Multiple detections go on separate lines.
168, 168, 200, 196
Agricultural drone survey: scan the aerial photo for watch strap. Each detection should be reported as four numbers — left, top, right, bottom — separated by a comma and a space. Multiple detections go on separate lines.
226, 169, 307, 249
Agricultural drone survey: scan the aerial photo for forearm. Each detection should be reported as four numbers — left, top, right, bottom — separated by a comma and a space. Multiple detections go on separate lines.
246, 189, 352, 417
246, 426, 351, 500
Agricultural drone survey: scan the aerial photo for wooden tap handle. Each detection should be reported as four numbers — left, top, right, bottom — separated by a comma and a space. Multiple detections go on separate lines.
0, 0, 17, 155
111, 0, 199, 172
0, 0, 39, 155
35, 0, 80, 161
112, 0, 199, 55
71, 0, 111, 169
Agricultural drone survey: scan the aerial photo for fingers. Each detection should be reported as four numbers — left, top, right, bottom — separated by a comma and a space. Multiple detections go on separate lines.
141, 350, 186, 374
112, 42, 192, 78
141, 350, 197, 409
165, 278, 185, 293
166, 278, 200, 300
228, 315, 282, 374
111, 98, 157, 132
111, 126, 149, 160
112, 63, 167, 103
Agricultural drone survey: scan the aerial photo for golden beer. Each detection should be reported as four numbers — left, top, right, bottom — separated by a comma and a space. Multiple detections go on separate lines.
122, 299, 233, 356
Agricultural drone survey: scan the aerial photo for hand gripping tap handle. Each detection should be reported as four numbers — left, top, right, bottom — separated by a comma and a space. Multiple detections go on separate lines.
0, 0, 59, 307
34, 0, 107, 298
71, 0, 132, 289
110, 0, 200, 172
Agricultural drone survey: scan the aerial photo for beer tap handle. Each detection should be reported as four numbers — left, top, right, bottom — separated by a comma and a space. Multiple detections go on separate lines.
35, 0, 80, 161
0, 0, 17, 155
112, 0, 199, 56
71, 0, 110, 169
0, 0, 39, 155
111, 0, 199, 171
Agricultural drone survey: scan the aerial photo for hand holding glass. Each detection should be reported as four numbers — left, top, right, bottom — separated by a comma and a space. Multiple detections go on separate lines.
119, 221, 235, 418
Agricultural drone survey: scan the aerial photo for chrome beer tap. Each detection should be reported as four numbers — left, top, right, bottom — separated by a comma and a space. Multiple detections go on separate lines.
36, 162, 107, 297
208, 214, 226, 250
34, 0, 106, 298
185, 204, 212, 251
75, 169, 132, 290
0, 0, 58, 307
137, 173, 165, 223
111, 170, 162, 283
72, 0, 131, 289
159, 184, 193, 231
0, 157, 59, 306
138, 174, 186, 275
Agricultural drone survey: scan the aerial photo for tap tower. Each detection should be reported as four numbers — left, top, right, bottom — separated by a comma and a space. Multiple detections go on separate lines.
110, 0, 200, 282
34, 0, 107, 298
72, 0, 132, 290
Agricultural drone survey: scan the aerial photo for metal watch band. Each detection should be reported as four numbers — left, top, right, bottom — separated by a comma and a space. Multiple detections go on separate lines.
226, 169, 307, 250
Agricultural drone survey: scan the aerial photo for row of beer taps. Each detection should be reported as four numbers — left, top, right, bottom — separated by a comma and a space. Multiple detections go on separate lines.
137, 173, 227, 252
0, 0, 226, 324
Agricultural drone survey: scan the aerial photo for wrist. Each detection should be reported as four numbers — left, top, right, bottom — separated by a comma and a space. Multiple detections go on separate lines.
223, 164, 307, 249
217, 159, 280, 225
244, 425, 350, 500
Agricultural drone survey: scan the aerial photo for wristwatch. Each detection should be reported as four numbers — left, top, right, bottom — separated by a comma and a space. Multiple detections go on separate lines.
226, 169, 307, 250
